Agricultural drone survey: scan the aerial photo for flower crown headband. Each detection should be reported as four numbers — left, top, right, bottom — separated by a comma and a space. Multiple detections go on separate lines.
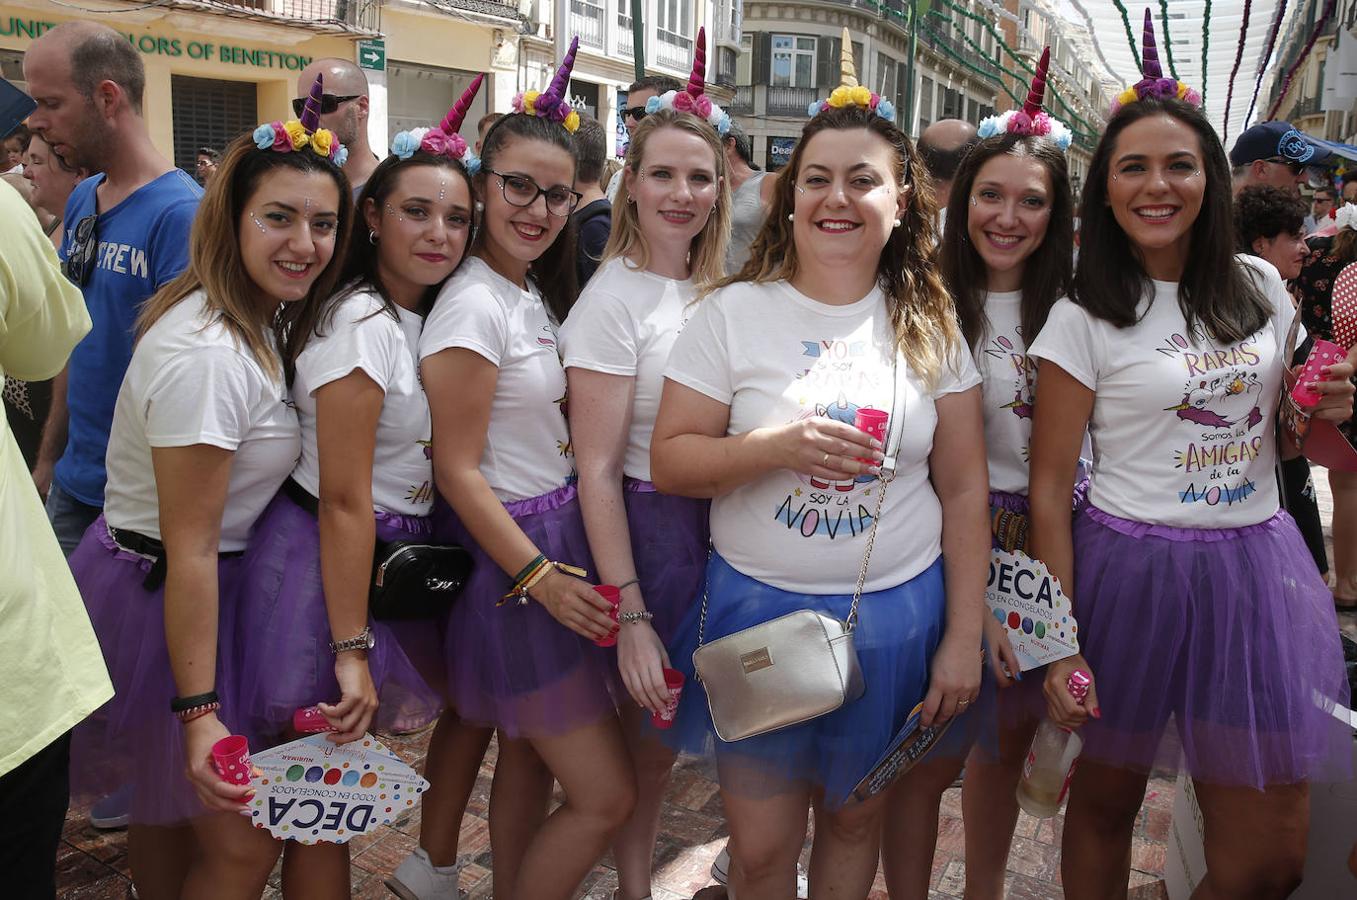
977, 48, 1072, 152
511, 36, 582, 133
390, 73, 485, 174
644, 27, 731, 135
1111, 9, 1202, 114
808, 28, 896, 123
253, 73, 348, 166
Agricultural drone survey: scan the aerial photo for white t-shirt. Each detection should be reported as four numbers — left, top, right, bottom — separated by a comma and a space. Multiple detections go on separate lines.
665, 279, 981, 593
560, 257, 697, 481
1028, 257, 1292, 528
291, 288, 433, 516
419, 256, 573, 502
977, 290, 1035, 495
103, 290, 300, 551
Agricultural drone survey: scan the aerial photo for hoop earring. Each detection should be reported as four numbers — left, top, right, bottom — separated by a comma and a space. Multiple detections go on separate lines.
368, 230, 378, 245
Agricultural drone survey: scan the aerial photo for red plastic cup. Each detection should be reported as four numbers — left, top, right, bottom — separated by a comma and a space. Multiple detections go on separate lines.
293, 706, 333, 735
1291, 338, 1347, 408
593, 585, 621, 647
651, 668, 686, 729
211, 735, 252, 787
853, 407, 889, 464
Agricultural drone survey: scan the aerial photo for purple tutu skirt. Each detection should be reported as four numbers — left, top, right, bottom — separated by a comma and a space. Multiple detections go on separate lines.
68, 518, 251, 826
622, 478, 709, 645
233, 493, 443, 745
433, 484, 618, 739
1071, 504, 1352, 787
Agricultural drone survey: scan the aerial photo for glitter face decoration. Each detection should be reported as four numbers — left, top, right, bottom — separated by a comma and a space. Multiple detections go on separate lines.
250, 212, 268, 233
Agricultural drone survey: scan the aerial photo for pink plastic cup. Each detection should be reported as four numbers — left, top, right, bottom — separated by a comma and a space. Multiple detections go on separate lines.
1291, 339, 1347, 408
211, 735, 252, 788
651, 668, 686, 729
292, 706, 333, 735
854, 407, 889, 464
593, 585, 621, 647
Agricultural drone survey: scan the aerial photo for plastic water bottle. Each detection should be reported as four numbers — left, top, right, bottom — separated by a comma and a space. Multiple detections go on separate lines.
1015, 669, 1091, 818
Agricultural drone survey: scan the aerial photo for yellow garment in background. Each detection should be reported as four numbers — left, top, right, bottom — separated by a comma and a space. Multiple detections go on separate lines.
0, 178, 111, 777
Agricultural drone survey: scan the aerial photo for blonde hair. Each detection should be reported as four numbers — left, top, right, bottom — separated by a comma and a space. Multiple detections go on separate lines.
137, 135, 354, 381
720, 106, 959, 389
603, 109, 732, 291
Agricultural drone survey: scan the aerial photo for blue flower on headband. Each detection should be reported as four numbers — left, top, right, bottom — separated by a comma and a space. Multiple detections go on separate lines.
391, 130, 423, 160
333, 145, 349, 167
876, 99, 896, 123
807, 100, 821, 117
253, 123, 277, 151
716, 111, 731, 136
465, 156, 481, 175
645, 95, 663, 115
1053, 131, 1072, 152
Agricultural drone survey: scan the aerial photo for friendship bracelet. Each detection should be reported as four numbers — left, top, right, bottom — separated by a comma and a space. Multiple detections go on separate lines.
500, 560, 589, 605
175, 701, 220, 724
170, 690, 219, 713
512, 553, 547, 586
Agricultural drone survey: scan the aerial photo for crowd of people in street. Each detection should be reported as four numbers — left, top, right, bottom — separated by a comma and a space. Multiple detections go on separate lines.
4, 8, 1357, 900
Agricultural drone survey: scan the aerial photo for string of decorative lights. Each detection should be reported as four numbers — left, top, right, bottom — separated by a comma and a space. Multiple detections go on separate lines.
1244, 0, 1288, 126
1201, 0, 1212, 105
1222, 0, 1253, 142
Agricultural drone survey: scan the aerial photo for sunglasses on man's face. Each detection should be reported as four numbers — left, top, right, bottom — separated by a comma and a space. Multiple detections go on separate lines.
61, 214, 98, 287
291, 93, 362, 117
623, 106, 649, 122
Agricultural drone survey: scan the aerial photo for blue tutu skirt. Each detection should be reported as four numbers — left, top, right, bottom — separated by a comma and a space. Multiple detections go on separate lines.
1071, 504, 1351, 787
68, 518, 252, 826
233, 492, 444, 746
622, 478, 709, 646
664, 552, 946, 809
433, 484, 619, 739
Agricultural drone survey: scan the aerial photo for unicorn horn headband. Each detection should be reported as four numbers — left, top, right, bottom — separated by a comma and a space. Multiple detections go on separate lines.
512, 37, 582, 133
645, 27, 731, 135
977, 47, 1072, 152
390, 73, 485, 173
1111, 9, 1201, 113
808, 27, 895, 123
253, 73, 347, 164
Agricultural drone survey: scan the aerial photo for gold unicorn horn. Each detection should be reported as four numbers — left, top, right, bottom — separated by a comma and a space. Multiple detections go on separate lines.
839, 27, 857, 89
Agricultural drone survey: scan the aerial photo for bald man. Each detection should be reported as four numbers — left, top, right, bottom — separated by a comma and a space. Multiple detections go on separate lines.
297, 57, 378, 191
918, 118, 979, 225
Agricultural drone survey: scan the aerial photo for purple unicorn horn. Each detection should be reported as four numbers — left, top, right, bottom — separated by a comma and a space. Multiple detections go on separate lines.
688, 26, 707, 98
300, 73, 324, 133
1023, 47, 1050, 117
439, 73, 485, 135
543, 36, 579, 104
1141, 7, 1163, 79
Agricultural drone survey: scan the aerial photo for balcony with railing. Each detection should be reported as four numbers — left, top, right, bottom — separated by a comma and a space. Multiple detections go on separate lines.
657, 29, 693, 69
194, 0, 382, 33
730, 84, 753, 114
767, 85, 818, 117
571, 0, 606, 50
617, 10, 634, 57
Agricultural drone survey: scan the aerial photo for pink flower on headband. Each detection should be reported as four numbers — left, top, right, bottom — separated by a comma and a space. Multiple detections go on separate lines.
446, 133, 468, 158
1006, 110, 1033, 134
421, 131, 449, 156
694, 95, 713, 117
672, 91, 695, 113
1032, 112, 1053, 133
270, 122, 290, 153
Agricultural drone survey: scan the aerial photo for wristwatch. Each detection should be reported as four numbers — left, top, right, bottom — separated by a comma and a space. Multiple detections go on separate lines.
329, 626, 376, 654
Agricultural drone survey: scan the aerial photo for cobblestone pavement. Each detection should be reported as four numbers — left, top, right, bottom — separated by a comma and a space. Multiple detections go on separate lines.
63, 464, 1357, 899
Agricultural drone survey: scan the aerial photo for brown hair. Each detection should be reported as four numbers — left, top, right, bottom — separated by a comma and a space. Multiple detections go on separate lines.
604, 109, 731, 291
722, 105, 959, 387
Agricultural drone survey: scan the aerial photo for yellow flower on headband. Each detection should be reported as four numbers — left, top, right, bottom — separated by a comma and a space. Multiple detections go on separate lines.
1175, 82, 1190, 100
828, 86, 852, 108
283, 120, 310, 151
564, 109, 580, 133
522, 90, 540, 116
310, 129, 333, 157
1117, 87, 1139, 106
849, 85, 872, 107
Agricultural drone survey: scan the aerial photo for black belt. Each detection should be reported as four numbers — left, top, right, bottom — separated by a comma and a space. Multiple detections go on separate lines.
283, 477, 320, 517
107, 525, 244, 591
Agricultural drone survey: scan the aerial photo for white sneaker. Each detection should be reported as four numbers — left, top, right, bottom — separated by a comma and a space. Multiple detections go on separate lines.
384, 847, 466, 900
709, 845, 808, 899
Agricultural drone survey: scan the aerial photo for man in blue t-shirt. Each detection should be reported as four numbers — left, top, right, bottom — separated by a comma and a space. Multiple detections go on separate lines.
24, 22, 201, 555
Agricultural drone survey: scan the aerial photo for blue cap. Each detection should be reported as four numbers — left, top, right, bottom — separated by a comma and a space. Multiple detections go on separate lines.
1229, 121, 1333, 168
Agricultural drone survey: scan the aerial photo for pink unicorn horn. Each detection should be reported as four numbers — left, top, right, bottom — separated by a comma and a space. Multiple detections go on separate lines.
439, 73, 485, 135
543, 36, 579, 103
1141, 7, 1163, 79
300, 73, 324, 133
688, 26, 707, 98
1023, 47, 1050, 117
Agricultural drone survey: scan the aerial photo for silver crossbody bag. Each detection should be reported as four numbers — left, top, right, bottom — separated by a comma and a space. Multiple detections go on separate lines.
691, 362, 905, 742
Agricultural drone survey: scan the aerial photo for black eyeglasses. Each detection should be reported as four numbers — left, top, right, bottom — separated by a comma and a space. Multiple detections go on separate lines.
623, 106, 649, 122
291, 93, 362, 117
1265, 157, 1330, 189
61, 214, 98, 287
489, 170, 582, 217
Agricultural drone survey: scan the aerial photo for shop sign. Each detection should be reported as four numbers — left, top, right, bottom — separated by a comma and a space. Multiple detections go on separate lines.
769, 136, 796, 169
357, 39, 384, 71
0, 15, 311, 71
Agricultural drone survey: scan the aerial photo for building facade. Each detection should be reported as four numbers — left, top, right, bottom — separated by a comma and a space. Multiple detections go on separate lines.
1264, 0, 1352, 145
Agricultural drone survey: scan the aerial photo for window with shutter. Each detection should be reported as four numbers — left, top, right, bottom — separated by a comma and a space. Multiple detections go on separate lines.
170, 75, 257, 176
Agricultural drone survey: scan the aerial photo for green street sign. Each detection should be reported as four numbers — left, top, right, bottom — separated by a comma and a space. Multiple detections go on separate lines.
358, 39, 385, 71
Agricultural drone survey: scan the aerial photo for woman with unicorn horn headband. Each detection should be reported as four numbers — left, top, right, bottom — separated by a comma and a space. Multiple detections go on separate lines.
232, 74, 486, 897
560, 27, 731, 900
652, 25, 987, 899
66, 74, 355, 896
394, 37, 635, 900
880, 46, 1087, 899
1029, 9, 1352, 895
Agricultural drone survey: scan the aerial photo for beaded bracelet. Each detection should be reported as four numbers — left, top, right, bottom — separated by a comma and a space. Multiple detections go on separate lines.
175, 701, 221, 724
618, 610, 654, 625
